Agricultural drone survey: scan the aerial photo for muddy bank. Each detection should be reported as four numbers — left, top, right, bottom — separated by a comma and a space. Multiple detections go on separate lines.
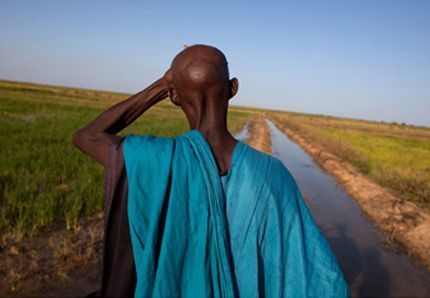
0, 214, 103, 296
247, 117, 272, 154
269, 117, 430, 271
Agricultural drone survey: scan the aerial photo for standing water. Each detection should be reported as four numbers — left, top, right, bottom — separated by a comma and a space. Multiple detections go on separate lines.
266, 120, 430, 297
234, 122, 250, 142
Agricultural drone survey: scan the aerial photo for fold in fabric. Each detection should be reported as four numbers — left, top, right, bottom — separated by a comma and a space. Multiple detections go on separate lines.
123, 130, 349, 297
101, 137, 136, 297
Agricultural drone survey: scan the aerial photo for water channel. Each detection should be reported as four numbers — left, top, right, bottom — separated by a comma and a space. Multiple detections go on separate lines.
260, 119, 430, 297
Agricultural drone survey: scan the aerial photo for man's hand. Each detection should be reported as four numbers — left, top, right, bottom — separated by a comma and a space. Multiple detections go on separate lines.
72, 77, 168, 166
163, 44, 190, 89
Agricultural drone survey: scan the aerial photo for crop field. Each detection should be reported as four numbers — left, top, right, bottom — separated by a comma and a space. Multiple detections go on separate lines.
3, 80, 430, 251
269, 112, 430, 210
0, 81, 251, 242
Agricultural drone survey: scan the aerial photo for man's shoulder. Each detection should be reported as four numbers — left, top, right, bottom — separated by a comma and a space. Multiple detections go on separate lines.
242, 143, 286, 171
124, 134, 174, 151
122, 134, 175, 168
125, 134, 174, 145
241, 143, 298, 190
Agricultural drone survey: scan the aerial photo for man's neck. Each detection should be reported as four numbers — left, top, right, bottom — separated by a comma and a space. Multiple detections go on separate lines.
195, 123, 237, 175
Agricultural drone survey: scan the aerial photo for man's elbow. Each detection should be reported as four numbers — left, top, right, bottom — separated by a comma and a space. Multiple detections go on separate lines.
72, 129, 86, 150
71, 130, 109, 165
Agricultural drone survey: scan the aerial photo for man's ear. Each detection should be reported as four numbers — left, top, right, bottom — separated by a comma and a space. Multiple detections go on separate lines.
168, 87, 181, 106
229, 77, 239, 100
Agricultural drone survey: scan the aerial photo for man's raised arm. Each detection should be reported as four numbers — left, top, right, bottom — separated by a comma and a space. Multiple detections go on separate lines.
72, 77, 168, 166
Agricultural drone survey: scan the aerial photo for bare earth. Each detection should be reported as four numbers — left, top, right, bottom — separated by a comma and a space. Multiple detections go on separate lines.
0, 214, 104, 296
270, 117, 430, 271
247, 117, 272, 154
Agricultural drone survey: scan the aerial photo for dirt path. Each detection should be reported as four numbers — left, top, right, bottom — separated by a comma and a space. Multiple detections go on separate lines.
269, 117, 430, 271
247, 117, 272, 154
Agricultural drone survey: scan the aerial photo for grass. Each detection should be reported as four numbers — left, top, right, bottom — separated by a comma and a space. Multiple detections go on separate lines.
0, 81, 251, 241
269, 112, 430, 209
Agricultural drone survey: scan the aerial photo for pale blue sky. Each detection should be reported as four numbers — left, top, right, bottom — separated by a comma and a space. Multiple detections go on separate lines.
1, 1, 429, 126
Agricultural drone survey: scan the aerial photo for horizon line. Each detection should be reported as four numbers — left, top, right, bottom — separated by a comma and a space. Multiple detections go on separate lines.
1, 78, 428, 129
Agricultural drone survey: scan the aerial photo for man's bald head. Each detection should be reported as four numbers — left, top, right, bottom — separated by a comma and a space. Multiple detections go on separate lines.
170, 45, 230, 91
165, 45, 238, 108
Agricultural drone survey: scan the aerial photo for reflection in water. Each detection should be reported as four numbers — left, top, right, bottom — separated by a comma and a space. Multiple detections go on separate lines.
266, 119, 430, 297
234, 122, 249, 142
360, 247, 391, 297
327, 224, 363, 287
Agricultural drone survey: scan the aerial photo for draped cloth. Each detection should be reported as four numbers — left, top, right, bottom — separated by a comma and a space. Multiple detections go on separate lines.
123, 130, 349, 298
100, 137, 136, 297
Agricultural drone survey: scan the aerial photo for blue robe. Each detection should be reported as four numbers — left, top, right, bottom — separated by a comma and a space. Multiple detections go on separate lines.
123, 129, 349, 297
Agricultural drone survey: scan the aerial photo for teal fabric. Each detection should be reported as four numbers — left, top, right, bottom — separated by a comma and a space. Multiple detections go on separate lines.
123, 129, 349, 298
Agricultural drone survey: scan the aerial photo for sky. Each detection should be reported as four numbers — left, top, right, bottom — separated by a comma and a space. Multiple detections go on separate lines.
1, 1, 429, 126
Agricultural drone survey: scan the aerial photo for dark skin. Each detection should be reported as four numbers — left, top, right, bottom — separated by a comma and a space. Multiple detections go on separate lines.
73, 45, 239, 175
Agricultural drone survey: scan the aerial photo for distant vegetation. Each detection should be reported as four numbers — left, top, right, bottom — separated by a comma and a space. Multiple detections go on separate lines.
0, 81, 250, 241
269, 112, 430, 210
3, 80, 429, 243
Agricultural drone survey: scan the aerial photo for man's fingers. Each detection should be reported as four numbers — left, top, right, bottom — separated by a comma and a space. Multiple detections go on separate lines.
183, 44, 189, 49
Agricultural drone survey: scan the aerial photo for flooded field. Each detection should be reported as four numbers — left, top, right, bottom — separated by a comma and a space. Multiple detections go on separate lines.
267, 120, 430, 297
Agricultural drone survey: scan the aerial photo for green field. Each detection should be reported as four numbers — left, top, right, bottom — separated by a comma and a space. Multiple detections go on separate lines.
0, 81, 251, 241
269, 112, 430, 209
3, 80, 429, 242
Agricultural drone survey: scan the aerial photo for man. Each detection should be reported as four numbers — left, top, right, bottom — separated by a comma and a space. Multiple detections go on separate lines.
73, 45, 349, 297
